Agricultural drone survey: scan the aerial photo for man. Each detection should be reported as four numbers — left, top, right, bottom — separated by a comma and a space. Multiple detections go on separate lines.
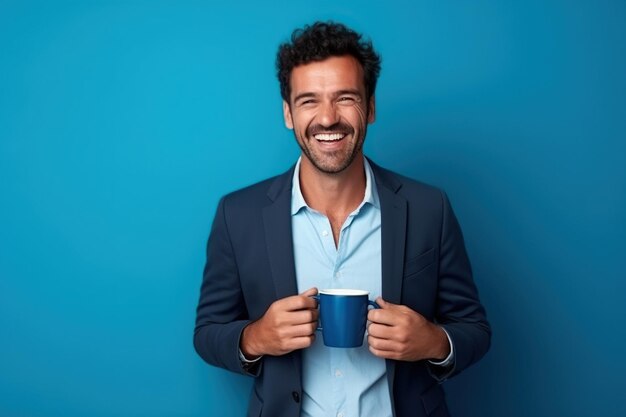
194, 21, 490, 417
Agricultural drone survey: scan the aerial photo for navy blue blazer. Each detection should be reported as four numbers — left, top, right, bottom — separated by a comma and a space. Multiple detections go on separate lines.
194, 160, 491, 417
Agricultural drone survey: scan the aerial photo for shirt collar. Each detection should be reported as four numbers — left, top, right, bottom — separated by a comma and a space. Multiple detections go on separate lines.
291, 156, 380, 215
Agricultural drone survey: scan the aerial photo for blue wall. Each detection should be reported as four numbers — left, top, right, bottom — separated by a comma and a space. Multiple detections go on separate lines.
1, 1, 624, 416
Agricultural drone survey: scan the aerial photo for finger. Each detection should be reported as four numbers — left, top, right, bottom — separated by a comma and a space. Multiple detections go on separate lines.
287, 322, 319, 338
283, 309, 318, 326
368, 345, 400, 360
367, 334, 401, 352
290, 334, 316, 350
367, 322, 395, 339
376, 297, 401, 310
367, 308, 398, 326
375, 297, 388, 308
300, 287, 319, 297
281, 293, 319, 311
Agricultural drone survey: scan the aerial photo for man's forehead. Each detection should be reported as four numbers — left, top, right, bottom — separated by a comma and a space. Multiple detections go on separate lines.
289, 55, 366, 95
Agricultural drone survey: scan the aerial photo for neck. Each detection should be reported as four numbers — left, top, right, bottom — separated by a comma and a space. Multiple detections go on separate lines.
298, 154, 366, 216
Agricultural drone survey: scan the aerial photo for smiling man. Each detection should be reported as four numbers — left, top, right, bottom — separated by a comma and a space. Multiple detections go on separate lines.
286, 55, 370, 174
194, 22, 491, 417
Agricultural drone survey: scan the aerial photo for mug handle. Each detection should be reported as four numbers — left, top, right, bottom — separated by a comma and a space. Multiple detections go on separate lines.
366, 300, 380, 336
311, 295, 322, 331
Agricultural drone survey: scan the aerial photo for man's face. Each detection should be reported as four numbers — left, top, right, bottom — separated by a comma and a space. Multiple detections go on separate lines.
283, 55, 375, 174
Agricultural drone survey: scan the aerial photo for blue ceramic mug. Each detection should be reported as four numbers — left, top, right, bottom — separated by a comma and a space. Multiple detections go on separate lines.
312, 289, 380, 348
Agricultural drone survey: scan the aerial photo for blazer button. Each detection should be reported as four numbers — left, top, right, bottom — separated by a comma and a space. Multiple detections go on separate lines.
292, 391, 300, 403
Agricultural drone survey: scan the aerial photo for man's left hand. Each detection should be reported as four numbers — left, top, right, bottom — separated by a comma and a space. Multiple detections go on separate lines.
367, 297, 450, 362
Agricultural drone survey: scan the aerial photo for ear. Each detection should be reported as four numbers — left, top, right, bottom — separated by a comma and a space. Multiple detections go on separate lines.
283, 100, 294, 129
367, 95, 376, 124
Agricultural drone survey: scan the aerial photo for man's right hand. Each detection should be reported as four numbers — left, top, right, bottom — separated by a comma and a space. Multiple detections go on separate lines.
240, 287, 319, 358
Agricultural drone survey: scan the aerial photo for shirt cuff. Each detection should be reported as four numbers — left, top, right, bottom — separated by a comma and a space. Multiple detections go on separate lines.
239, 349, 263, 364
428, 327, 454, 367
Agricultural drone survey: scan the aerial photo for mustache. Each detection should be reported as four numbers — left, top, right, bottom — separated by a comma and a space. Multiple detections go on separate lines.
307, 122, 354, 137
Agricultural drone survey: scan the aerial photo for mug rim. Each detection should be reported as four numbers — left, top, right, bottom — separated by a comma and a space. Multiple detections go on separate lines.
319, 289, 369, 296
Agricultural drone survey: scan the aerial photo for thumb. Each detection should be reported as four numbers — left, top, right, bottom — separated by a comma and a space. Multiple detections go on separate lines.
300, 287, 319, 297
375, 297, 395, 309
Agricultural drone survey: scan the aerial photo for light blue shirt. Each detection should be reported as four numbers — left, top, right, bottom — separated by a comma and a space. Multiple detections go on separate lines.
291, 157, 393, 417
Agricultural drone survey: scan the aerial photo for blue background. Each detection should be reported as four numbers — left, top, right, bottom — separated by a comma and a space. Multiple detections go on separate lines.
1, 1, 625, 416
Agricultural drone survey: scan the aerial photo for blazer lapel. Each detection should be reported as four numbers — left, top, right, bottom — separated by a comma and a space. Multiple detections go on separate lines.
370, 161, 407, 304
262, 167, 299, 300
370, 160, 407, 409
262, 167, 303, 384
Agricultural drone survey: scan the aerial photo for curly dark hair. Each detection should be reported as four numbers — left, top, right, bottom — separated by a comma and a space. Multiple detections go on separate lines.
276, 21, 382, 103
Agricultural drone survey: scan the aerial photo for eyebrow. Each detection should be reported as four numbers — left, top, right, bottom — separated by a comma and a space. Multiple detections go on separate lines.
334, 89, 362, 97
293, 92, 317, 103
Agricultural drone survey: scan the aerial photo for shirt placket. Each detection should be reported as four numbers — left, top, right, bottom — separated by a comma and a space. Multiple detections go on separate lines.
308, 208, 362, 417
310, 214, 343, 415
332, 213, 358, 417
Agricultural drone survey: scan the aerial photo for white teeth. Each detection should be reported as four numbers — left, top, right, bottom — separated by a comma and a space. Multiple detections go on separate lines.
314, 133, 345, 141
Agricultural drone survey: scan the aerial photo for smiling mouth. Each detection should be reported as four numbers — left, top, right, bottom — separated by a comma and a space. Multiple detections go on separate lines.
314, 133, 346, 142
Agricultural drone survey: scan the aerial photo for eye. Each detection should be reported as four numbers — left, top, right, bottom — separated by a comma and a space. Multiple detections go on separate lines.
337, 96, 358, 105
298, 99, 316, 107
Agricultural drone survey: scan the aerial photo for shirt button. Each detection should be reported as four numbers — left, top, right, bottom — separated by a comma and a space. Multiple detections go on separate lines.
292, 391, 300, 403
322, 230, 329, 237
337, 413, 344, 417
334, 369, 342, 377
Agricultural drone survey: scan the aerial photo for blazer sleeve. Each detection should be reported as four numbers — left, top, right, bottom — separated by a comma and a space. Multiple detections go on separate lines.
432, 191, 491, 380
193, 196, 256, 376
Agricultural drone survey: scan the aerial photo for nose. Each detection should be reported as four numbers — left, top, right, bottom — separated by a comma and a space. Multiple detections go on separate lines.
318, 101, 339, 127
